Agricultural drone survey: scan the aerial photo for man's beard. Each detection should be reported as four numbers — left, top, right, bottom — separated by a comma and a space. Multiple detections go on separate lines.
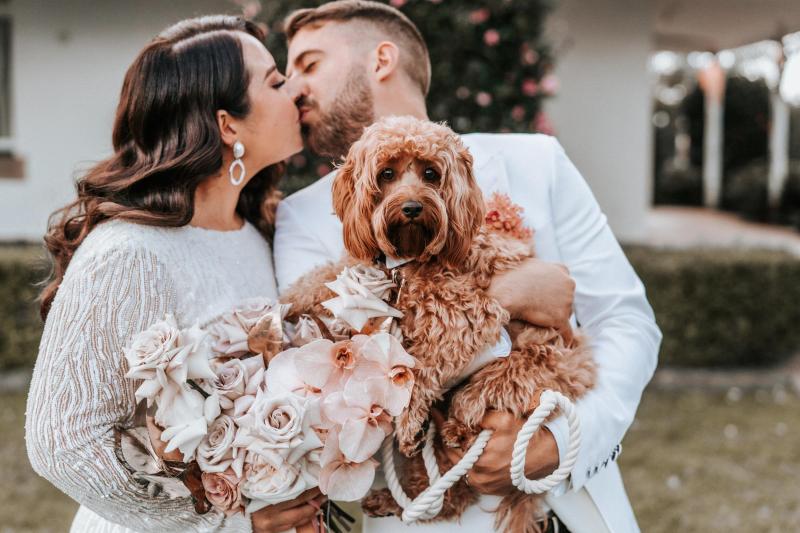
302, 67, 374, 160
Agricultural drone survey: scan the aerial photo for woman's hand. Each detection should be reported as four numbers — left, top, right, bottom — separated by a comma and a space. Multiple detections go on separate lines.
250, 488, 327, 533
145, 415, 184, 462
434, 410, 559, 496
488, 258, 575, 340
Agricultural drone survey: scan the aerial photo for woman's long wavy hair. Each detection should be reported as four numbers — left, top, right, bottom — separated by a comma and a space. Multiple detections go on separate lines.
40, 15, 285, 320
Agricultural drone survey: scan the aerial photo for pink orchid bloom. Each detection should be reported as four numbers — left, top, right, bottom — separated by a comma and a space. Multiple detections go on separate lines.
265, 348, 322, 398
321, 391, 392, 463
294, 339, 362, 394
318, 427, 378, 502
346, 333, 416, 416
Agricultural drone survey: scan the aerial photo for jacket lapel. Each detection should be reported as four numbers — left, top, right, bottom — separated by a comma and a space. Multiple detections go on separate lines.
462, 137, 511, 197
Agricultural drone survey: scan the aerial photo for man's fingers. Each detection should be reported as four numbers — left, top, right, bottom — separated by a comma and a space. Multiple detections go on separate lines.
145, 415, 183, 462
269, 504, 320, 532
443, 445, 463, 465
557, 320, 574, 344
267, 488, 322, 512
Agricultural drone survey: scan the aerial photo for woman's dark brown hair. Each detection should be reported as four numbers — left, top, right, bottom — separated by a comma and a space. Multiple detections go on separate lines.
40, 15, 283, 320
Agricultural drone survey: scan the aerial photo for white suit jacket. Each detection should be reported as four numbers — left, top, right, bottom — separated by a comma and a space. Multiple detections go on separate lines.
274, 133, 662, 533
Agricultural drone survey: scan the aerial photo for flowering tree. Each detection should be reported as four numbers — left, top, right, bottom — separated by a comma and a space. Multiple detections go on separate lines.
235, 0, 558, 192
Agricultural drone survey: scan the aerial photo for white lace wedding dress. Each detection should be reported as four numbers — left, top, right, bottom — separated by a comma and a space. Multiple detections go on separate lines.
25, 218, 277, 532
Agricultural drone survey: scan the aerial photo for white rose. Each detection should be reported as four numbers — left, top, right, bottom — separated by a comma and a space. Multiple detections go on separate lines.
347, 264, 396, 300
288, 315, 324, 347
322, 267, 403, 332
196, 414, 239, 474
233, 390, 322, 464
214, 356, 265, 411
125, 319, 216, 405
156, 386, 220, 463
124, 315, 181, 380
209, 299, 290, 357
241, 450, 312, 512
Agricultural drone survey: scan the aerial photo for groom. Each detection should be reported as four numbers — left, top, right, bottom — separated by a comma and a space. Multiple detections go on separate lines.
274, 1, 661, 531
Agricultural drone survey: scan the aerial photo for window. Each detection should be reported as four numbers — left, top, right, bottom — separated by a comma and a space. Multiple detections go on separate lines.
0, 14, 21, 178
0, 16, 9, 142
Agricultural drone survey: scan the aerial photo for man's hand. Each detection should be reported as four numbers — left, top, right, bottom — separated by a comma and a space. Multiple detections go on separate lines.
489, 258, 575, 341
251, 488, 327, 533
434, 410, 560, 496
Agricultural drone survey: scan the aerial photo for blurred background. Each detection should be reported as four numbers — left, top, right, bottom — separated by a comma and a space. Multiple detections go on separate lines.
1, 0, 799, 531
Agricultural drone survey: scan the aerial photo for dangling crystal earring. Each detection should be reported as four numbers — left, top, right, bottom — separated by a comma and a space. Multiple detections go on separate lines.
229, 140, 246, 186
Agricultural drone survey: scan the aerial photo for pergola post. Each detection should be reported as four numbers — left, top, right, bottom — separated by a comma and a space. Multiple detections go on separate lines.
768, 89, 790, 210
698, 60, 726, 208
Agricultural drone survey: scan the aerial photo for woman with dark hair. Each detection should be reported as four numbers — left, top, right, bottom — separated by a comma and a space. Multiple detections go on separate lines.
25, 15, 320, 533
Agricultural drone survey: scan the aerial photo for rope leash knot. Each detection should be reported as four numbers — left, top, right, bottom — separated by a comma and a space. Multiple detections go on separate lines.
381, 390, 580, 523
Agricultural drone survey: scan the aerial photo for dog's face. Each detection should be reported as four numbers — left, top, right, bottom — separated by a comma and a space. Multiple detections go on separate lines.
332, 116, 486, 268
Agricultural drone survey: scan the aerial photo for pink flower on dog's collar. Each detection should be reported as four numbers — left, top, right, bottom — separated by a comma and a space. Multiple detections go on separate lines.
485, 192, 533, 241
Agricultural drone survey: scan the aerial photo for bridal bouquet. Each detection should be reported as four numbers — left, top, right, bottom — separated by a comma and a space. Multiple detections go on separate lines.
117, 265, 414, 523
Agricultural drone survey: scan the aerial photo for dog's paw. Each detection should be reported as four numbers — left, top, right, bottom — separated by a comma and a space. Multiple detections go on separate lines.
361, 489, 402, 517
439, 419, 476, 450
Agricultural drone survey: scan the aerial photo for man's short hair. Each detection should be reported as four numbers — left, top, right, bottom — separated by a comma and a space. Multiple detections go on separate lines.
284, 0, 431, 96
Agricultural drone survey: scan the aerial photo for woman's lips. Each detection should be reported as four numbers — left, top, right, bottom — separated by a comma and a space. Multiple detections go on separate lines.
298, 106, 313, 122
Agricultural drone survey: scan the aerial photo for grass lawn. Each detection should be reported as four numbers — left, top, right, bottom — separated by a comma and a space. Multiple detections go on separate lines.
3, 388, 798, 532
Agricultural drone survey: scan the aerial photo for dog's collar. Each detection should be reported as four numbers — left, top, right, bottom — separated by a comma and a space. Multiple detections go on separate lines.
374, 253, 414, 270
384, 256, 414, 269
374, 254, 412, 305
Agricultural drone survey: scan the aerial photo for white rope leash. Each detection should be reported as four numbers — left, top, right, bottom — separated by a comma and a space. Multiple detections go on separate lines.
381, 389, 580, 523
510, 390, 580, 493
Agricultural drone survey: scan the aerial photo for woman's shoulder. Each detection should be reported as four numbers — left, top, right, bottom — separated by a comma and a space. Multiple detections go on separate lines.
72, 218, 270, 270
70, 218, 178, 269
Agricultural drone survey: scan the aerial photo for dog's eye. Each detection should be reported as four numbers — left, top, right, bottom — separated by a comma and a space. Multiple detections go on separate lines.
423, 168, 440, 182
380, 168, 395, 181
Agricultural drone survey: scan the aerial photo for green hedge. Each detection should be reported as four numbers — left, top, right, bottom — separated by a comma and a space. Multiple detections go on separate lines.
0, 245, 46, 371
2, 245, 799, 370
626, 246, 800, 368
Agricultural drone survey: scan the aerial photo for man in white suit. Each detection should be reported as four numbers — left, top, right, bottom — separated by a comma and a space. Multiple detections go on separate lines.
274, 2, 662, 531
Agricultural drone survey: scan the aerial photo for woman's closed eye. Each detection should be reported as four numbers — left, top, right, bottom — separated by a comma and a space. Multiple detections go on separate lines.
271, 79, 286, 89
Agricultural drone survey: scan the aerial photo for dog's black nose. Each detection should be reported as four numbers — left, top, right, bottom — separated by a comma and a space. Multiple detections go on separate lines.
401, 200, 423, 219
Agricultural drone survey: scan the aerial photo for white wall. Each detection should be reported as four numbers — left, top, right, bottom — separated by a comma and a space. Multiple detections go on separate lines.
0, 0, 233, 241
545, 0, 656, 242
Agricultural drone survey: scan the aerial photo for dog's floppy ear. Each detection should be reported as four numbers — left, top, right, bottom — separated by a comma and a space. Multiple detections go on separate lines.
332, 144, 381, 262
439, 145, 485, 268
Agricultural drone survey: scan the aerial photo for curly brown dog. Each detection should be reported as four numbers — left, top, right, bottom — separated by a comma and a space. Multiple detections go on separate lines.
282, 116, 596, 533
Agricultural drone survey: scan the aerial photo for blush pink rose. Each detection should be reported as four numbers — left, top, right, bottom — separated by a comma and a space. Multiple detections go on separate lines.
201, 468, 244, 516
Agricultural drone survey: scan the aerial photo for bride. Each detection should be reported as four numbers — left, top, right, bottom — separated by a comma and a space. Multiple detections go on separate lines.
25, 15, 323, 533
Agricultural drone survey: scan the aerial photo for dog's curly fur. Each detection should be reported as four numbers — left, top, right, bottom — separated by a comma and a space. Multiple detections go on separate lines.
283, 116, 596, 533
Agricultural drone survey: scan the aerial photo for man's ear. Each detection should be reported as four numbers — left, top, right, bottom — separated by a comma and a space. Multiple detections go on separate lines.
373, 41, 400, 82
216, 110, 239, 148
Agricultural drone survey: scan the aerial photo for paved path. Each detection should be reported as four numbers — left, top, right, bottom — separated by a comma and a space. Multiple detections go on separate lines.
625, 207, 800, 256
